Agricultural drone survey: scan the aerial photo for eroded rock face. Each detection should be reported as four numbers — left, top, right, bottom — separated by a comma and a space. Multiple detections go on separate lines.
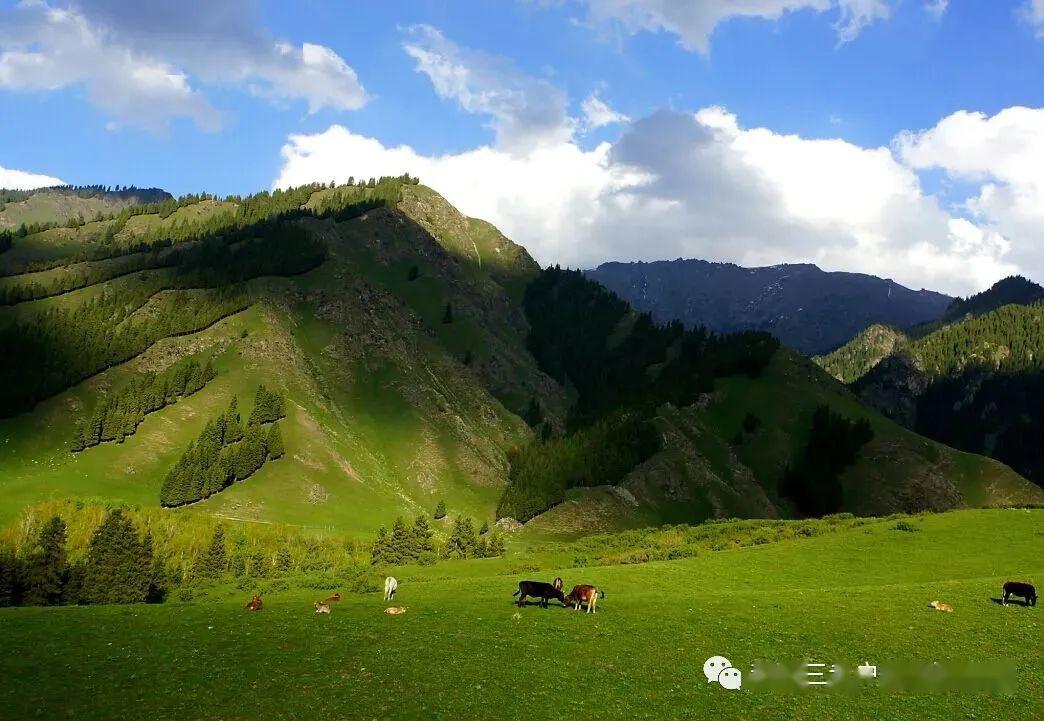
853, 350, 930, 427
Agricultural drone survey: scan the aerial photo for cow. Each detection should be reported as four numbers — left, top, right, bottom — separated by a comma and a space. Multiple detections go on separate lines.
244, 595, 263, 611
1002, 581, 1038, 606
315, 601, 332, 614
513, 580, 566, 608
323, 592, 342, 604
384, 576, 398, 601
566, 584, 604, 613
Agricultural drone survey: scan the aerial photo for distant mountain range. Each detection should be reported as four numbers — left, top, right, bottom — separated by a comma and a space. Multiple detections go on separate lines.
586, 259, 953, 355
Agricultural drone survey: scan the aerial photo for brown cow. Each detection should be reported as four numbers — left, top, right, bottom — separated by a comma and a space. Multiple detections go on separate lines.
566, 584, 604, 613
323, 592, 342, 604
244, 595, 263, 611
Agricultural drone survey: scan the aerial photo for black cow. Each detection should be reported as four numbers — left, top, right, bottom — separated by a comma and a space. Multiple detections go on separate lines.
1002, 581, 1038, 606
513, 580, 566, 608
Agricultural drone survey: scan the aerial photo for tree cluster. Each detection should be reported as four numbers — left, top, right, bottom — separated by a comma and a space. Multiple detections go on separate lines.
369, 514, 504, 566
71, 358, 216, 451
159, 393, 285, 507
780, 405, 873, 517
0, 509, 162, 607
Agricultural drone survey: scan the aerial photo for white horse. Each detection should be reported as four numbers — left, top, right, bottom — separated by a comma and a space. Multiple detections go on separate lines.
384, 576, 398, 601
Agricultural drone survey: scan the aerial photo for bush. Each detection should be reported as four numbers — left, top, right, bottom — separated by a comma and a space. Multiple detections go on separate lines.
891, 520, 920, 532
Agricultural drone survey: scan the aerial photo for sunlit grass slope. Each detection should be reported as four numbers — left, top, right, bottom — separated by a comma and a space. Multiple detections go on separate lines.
1, 509, 1040, 720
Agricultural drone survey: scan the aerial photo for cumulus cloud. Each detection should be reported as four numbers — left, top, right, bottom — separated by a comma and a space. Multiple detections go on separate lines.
402, 25, 573, 154
577, 0, 893, 52
896, 106, 1044, 278
581, 92, 630, 130
274, 103, 1025, 296
1021, 0, 1044, 36
0, 0, 367, 133
0, 164, 65, 190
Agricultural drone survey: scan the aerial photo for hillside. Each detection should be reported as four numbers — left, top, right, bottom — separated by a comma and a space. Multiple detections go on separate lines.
0, 186, 171, 231
586, 259, 951, 355
815, 279, 1044, 489
0, 182, 1038, 540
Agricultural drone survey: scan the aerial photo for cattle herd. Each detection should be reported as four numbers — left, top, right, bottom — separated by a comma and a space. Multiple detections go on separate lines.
241, 574, 608, 615
243, 575, 1035, 617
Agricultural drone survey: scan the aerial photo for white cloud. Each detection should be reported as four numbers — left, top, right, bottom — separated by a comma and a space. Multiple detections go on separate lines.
1021, 0, 1044, 36
581, 92, 630, 130
925, 0, 949, 20
896, 106, 1044, 279
402, 25, 573, 154
0, 164, 65, 190
274, 104, 1024, 296
0, 1, 367, 133
577, 0, 893, 52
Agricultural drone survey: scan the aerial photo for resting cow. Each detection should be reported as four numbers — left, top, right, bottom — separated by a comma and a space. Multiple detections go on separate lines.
323, 592, 342, 604
244, 595, 263, 611
315, 601, 332, 614
566, 584, 604, 613
513, 580, 566, 608
1002, 581, 1038, 606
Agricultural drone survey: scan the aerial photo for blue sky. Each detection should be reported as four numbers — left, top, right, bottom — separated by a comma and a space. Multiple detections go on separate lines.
2, 0, 1044, 294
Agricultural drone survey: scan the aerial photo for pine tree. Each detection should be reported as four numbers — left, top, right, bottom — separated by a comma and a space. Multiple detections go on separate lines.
479, 519, 489, 535
266, 423, 285, 460
24, 516, 67, 606
370, 526, 397, 566
442, 302, 454, 324
194, 526, 227, 580
249, 547, 269, 578
486, 531, 506, 557
275, 547, 293, 573
0, 549, 24, 607
390, 516, 413, 562
433, 500, 447, 520
83, 509, 151, 604
445, 517, 478, 559
410, 515, 435, 555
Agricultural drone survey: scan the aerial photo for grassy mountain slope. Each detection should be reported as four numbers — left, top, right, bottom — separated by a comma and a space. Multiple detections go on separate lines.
0, 187, 171, 230
0, 182, 1037, 538
814, 279, 1044, 489
0, 182, 562, 532
528, 348, 1038, 537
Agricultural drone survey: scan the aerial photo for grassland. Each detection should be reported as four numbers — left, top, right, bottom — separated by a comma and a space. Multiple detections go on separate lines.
1, 509, 1040, 720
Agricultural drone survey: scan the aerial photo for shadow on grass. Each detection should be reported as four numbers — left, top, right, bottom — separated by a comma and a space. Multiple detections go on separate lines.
989, 597, 1035, 607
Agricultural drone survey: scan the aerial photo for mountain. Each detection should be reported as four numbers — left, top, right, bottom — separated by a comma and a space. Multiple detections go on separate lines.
0, 186, 172, 231
0, 183, 1037, 539
586, 259, 952, 355
815, 278, 1044, 489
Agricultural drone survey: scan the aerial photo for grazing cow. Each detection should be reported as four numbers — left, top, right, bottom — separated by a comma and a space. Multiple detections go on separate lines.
1002, 581, 1038, 606
566, 584, 604, 613
553, 577, 563, 591
323, 592, 342, 604
244, 595, 263, 611
384, 576, 398, 601
315, 601, 332, 614
513, 580, 566, 608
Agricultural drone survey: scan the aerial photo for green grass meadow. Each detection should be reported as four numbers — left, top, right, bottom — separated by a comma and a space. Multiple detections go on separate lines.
2, 509, 1040, 720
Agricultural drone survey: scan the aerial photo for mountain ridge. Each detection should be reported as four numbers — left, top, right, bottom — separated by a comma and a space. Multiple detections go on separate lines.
586, 258, 952, 355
